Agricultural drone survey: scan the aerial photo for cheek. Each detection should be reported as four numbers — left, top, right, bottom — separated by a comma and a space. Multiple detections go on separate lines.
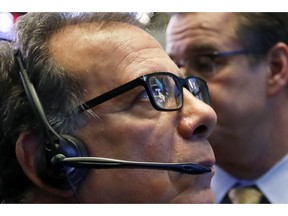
208, 65, 267, 126
75, 113, 179, 203
77, 112, 175, 162
77, 168, 177, 203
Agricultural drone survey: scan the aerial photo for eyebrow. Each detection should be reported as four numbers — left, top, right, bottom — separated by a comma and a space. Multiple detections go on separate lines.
186, 44, 219, 55
169, 43, 219, 67
169, 43, 220, 63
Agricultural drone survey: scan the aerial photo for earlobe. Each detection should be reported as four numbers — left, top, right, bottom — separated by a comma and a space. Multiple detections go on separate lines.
15, 132, 74, 199
267, 42, 288, 96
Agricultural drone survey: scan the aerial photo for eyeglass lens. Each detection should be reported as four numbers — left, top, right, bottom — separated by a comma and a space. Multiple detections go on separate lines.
148, 75, 182, 110
147, 74, 210, 110
187, 77, 210, 104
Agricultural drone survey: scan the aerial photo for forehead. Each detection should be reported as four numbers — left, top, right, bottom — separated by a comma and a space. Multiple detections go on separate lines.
166, 13, 241, 54
48, 21, 177, 99
49, 23, 146, 69
48, 22, 171, 75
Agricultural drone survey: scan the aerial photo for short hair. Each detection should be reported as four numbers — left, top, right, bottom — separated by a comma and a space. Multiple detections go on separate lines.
0, 12, 142, 203
235, 13, 288, 64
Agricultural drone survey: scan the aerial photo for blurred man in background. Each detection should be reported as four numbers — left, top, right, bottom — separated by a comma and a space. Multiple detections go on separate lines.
166, 12, 288, 203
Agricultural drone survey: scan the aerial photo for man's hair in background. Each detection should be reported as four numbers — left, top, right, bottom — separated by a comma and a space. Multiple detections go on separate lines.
236, 13, 288, 64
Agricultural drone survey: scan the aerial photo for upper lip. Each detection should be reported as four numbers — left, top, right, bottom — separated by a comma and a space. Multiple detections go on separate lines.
197, 159, 215, 168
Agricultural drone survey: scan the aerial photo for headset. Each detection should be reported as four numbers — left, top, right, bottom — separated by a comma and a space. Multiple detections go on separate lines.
14, 50, 88, 189
14, 49, 211, 190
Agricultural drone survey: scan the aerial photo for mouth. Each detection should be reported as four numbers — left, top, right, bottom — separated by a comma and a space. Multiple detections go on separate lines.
199, 159, 215, 168
180, 163, 212, 175
201, 159, 215, 174
169, 158, 215, 176
185, 158, 216, 175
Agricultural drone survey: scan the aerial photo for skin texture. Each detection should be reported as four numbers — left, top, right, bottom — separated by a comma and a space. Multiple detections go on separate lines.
16, 22, 217, 203
166, 13, 288, 179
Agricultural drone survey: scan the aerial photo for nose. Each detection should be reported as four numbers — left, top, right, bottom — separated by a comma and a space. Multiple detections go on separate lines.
177, 89, 217, 139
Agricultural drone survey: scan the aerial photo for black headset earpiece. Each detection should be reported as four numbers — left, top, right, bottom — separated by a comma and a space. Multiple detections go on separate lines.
14, 50, 88, 189
35, 134, 88, 189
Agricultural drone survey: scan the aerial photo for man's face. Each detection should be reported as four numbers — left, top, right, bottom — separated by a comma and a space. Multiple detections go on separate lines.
49, 22, 216, 203
166, 13, 269, 176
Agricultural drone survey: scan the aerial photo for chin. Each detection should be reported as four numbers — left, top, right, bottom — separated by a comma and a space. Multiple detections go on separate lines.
170, 188, 214, 203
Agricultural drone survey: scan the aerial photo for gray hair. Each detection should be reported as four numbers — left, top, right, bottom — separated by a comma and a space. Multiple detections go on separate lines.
0, 12, 143, 203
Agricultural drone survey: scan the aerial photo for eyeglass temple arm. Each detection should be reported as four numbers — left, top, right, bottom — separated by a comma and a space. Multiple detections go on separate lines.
77, 78, 144, 113
214, 49, 250, 58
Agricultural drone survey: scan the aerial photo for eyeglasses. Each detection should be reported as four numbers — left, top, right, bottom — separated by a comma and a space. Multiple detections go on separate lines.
179, 49, 249, 75
77, 72, 210, 113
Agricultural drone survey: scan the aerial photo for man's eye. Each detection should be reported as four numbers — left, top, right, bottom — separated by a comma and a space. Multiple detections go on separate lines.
188, 56, 215, 74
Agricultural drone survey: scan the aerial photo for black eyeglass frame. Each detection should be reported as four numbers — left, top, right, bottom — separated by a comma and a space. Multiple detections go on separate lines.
202, 49, 250, 59
77, 72, 210, 113
178, 49, 250, 73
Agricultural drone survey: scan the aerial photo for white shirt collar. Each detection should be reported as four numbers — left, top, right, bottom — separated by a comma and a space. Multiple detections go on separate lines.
211, 154, 288, 203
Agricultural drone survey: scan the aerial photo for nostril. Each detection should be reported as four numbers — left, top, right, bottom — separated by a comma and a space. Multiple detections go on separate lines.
193, 125, 208, 135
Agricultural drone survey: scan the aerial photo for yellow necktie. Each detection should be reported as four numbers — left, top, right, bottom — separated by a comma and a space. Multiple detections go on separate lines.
228, 186, 263, 204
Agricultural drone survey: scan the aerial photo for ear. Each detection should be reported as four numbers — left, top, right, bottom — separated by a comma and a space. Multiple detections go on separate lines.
15, 132, 74, 198
267, 42, 288, 96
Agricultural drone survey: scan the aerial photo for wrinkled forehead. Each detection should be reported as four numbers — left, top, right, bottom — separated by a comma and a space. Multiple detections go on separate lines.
48, 22, 163, 75
166, 13, 241, 56
47, 21, 177, 100
168, 13, 238, 31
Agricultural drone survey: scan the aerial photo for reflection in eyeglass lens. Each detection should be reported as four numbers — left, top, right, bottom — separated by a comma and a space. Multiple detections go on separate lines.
149, 75, 181, 109
187, 78, 204, 102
